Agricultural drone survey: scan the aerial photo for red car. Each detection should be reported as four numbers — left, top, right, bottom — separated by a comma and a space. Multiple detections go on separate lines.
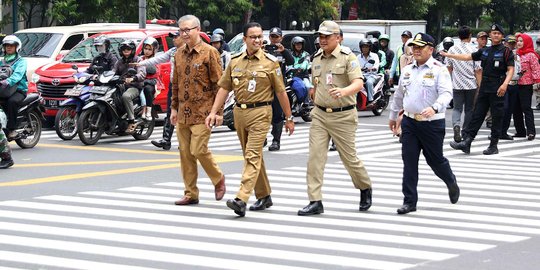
30, 28, 210, 119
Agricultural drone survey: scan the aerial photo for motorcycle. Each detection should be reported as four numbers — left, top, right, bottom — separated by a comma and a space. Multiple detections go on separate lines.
0, 94, 44, 149
285, 68, 313, 122
357, 60, 390, 116
76, 68, 155, 145
54, 65, 96, 140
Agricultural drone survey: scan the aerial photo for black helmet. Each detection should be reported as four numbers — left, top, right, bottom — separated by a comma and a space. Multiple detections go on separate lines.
93, 35, 111, 53
359, 38, 371, 48
314, 37, 320, 46
118, 39, 136, 58
442, 36, 454, 51
210, 34, 223, 43
143, 37, 159, 52
291, 36, 305, 49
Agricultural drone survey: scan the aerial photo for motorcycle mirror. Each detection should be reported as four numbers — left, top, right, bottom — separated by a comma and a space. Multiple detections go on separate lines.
368, 59, 375, 64
71, 64, 78, 71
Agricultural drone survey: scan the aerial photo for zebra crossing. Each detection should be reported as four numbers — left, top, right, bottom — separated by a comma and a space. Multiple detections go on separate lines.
1, 156, 539, 269
40, 112, 540, 158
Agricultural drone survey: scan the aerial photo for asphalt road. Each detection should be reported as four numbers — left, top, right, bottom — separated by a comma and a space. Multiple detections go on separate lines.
1, 108, 539, 270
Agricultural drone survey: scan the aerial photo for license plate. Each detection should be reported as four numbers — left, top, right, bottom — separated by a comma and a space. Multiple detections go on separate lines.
45, 99, 59, 108
64, 86, 83, 96
90, 86, 109, 94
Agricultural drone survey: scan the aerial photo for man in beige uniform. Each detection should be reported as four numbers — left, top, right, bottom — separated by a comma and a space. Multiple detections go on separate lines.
206, 22, 295, 217
298, 21, 372, 216
170, 15, 225, 205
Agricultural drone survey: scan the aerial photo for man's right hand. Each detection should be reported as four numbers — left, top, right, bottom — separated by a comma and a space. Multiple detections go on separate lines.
388, 78, 394, 86
389, 120, 397, 133
205, 113, 223, 129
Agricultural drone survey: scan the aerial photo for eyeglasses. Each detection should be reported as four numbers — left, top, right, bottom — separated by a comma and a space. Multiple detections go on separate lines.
247, 35, 264, 40
179, 26, 198, 34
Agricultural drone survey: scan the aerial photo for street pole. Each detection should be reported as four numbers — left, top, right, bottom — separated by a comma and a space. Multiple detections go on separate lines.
139, 0, 146, 29
12, 0, 18, 32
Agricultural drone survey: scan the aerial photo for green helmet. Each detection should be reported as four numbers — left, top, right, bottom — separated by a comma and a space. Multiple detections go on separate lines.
379, 34, 390, 41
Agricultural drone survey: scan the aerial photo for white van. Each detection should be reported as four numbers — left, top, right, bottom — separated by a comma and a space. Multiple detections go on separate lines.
12, 23, 176, 79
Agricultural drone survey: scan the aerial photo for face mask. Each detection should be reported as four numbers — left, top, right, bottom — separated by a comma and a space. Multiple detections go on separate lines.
4, 54, 16, 62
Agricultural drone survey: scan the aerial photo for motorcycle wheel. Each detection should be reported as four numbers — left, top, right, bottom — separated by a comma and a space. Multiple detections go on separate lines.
55, 107, 78, 140
15, 110, 42, 149
132, 118, 155, 140
372, 94, 390, 116
77, 107, 105, 145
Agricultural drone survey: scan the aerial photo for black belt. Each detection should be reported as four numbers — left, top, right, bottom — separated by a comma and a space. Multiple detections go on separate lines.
482, 76, 504, 81
316, 104, 355, 113
236, 101, 272, 109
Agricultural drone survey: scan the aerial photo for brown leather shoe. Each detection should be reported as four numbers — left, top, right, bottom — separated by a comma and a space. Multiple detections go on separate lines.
174, 197, 199, 205
214, 175, 226, 201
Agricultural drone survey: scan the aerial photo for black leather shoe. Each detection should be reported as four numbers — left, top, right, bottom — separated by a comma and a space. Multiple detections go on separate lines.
226, 198, 246, 217
453, 125, 462, 142
151, 139, 172, 150
397, 204, 416, 214
268, 141, 280, 151
450, 137, 472, 154
448, 182, 460, 204
298, 201, 324, 216
359, 188, 372, 211
527, 134, 536, 141
513, 133, 526, 138
249, 195, 273, 211
0, 158, 14, 169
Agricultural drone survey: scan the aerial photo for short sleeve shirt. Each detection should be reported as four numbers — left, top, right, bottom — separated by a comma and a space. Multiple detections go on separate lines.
218, 49, 285, 104
311, 45, 363, 108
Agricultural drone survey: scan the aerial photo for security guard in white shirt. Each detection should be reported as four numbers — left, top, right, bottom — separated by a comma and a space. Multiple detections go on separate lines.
389, 33, 460, 215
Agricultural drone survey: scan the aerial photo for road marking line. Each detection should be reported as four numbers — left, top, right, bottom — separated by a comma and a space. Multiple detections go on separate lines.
13, 159, 179, 168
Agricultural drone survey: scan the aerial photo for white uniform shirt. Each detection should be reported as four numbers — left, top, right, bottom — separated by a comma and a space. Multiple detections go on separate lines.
389, 57, 453, 121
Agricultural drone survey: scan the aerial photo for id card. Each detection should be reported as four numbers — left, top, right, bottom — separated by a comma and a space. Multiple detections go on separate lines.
494, 61, 500, 68
248, 79, 256, 92
326, 73, 333, 85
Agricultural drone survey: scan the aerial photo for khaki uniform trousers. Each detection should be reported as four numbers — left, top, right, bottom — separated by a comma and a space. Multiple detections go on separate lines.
177, 123, 223, 200
234, 105, 273, 202
306, 107, 371, 201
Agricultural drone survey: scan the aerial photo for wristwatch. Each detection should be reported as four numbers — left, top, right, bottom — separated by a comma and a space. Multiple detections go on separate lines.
286, 115, 294, 122
431, 106, 438, 113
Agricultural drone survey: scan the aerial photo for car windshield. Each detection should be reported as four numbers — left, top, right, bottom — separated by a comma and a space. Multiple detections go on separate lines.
15, 32, 63, 58
62, 37, 140, 63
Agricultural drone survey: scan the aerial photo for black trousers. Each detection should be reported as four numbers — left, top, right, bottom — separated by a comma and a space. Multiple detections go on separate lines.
401, 117, 456, 206
501, 85, 522, 135
0, 91, 25, 131
142, 84, 155, 107
464, 90, 505, 139
515, 85, 536, 135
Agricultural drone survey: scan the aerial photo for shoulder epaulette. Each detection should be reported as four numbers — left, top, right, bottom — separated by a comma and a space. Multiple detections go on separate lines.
313, 49, 323, 58
231, 52, 243, 59
264, 53, 278, 62
340, 46, 352, 55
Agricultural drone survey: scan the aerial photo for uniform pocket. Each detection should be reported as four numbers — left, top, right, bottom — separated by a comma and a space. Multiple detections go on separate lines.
332, 66, 346, 75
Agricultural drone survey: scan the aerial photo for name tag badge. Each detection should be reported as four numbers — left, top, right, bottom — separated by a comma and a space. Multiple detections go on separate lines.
422, 79, 435, 87
326, 73, 333, 85
247, 79, 256, 93
494, 61, 500, 68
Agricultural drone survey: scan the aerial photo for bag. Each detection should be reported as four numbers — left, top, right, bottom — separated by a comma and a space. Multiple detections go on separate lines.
0, 58, 19, 98
291, 77, 308, 102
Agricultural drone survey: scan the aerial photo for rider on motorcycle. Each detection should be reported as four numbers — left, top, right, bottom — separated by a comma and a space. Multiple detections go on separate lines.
378, 34, 394, 74
211, 28, 231, 52
112, 39, 146, 133
140, 37, 160, 120
287, 36, 312, 103
210, 34, 231, 70
86, 35, 118, 74
370, 37, 386, 74
434, 36, 454, 64
357, 38, 380, 103
0, 35, 28, 141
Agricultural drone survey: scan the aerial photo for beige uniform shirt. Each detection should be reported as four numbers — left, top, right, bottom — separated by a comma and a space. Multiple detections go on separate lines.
218, 49, 285, 104
311, 45, 363, 108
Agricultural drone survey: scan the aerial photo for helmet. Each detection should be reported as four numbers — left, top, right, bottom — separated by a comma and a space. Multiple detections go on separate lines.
210, 34, 224, 43
2, 35, 22, 53
212, 28, 225, 37
379, 34, 390, 41
93, 35, 111, 53
358, 38, 371, 48
442, 36, 454, 51
143, 36, 159, 52
291, 36, 305, 49
118, 39, 136, 58
370, 37, 379, 52
314, 37, 319, 45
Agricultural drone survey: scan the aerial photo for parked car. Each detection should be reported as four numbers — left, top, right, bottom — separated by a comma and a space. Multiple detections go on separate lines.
9, 23, 177, 79
30, 28, 179, 119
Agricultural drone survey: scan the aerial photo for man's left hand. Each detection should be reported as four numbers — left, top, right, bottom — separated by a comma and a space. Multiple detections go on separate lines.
420, 106, 436, 118
285, 120, 295, 135
497, 84, 508, 97
275, 43, 285, 52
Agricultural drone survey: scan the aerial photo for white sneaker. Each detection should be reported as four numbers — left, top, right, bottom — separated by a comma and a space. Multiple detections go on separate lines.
145, 107, 152, 120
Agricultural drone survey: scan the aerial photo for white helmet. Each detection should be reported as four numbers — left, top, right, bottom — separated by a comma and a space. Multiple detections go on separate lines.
2, 35, 22, 53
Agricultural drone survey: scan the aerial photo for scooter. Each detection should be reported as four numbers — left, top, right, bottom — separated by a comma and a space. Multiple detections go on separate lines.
54, 65, 96, 140
285, 68, 313, 122
0, 94, 44, 149
76, 68, 155, 145
357, 60, 390, 116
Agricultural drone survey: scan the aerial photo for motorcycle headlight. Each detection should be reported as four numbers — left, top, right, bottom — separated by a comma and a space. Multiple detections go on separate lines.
31, 73, 40, 83
77, 76, 87, 84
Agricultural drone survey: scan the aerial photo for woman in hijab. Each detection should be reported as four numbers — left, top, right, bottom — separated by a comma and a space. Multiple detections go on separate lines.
515, 33, 540, 140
